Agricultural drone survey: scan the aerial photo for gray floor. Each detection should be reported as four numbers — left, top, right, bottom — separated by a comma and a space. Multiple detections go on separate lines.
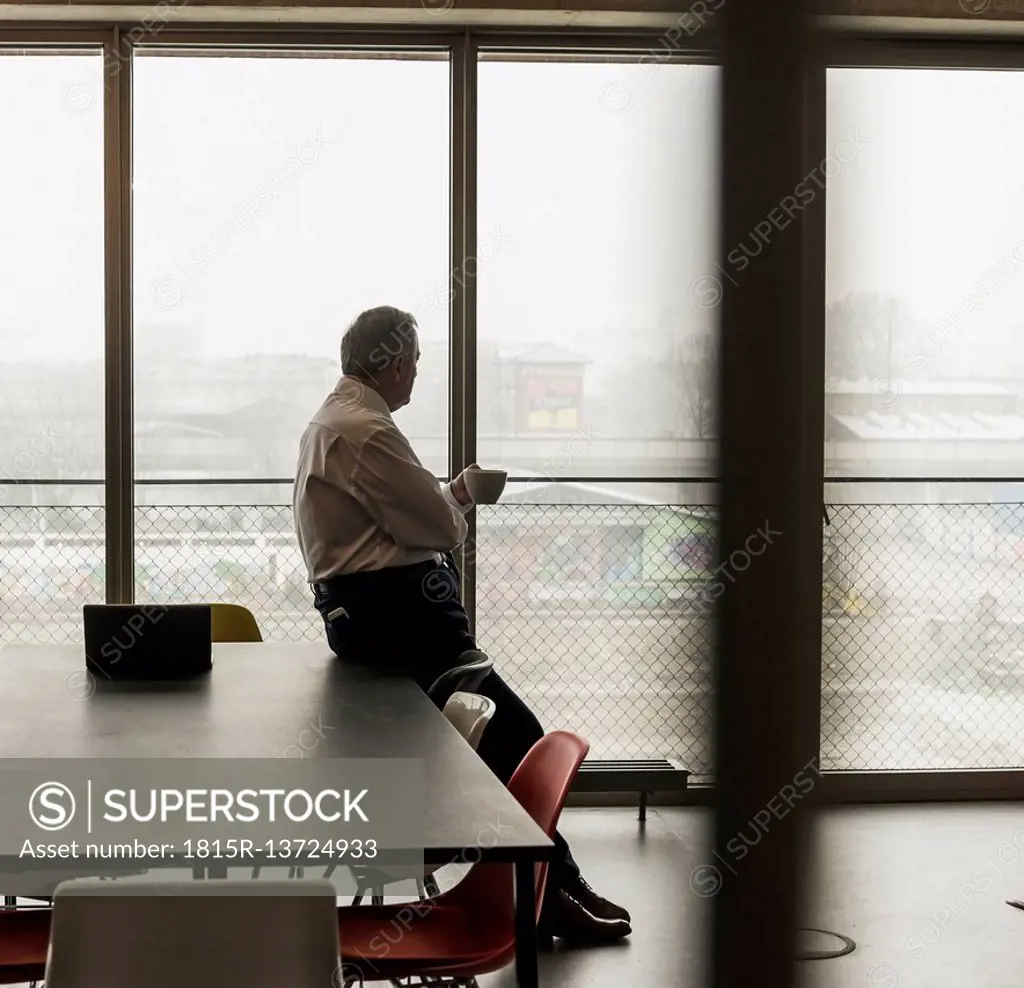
478, 802, 1024, 988
10, 804, 1024, 987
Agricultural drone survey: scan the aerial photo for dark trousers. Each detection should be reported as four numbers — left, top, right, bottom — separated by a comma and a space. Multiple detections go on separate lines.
311, 554, 581, 895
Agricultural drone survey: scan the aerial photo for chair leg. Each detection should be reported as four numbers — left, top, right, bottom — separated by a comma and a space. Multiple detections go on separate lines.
415, 878, 427, 899
339, 962, 364, 987
371, 888, 384, 905
424, 873, 441, 898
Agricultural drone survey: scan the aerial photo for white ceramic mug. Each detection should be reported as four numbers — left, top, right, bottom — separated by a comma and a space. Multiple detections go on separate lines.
464, 467, 508, 505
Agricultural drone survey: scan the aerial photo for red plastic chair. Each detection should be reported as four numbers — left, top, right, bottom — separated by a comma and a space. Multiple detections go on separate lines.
336, 730, 590, 987
0, 906, 51, 985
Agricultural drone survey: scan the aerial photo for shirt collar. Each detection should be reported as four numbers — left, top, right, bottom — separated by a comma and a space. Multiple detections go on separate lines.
336, 375, 392, 419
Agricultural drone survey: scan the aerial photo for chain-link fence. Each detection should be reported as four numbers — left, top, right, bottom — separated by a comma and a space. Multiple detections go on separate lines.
3, 501, 1024, 777
0, 506, 106, 642
474, 504, 714, 774
822, 502, 1024, 773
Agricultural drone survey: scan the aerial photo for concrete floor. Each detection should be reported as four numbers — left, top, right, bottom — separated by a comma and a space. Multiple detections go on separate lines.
477, 803, 1024, 988
9, 804, 1024, 987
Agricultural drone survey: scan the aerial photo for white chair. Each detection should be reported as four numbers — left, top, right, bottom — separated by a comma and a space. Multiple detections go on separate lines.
426, 650, 493, 708
441, 690, 497, 751
43, 878, 340, 988
342, 691, 498, 903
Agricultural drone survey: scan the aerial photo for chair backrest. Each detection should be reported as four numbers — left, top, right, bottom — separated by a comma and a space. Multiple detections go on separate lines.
209, 602, 263, 642
426, 650, 493, 707
0, 907, 51, 986
444, 731, 590, 935
44, 879, 339, 988
442, 691, 497, 751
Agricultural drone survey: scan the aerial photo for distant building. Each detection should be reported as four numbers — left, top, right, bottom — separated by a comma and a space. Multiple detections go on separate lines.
3, 357, 1024, 510
826, 379, 1024, 489
502, 343, 589, 433
478, 476, 714, 606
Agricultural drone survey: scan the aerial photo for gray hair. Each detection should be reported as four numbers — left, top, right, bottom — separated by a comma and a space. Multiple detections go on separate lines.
340, 306, 418, 378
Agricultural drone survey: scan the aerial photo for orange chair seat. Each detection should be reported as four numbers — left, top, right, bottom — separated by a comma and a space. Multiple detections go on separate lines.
0, 909, 51, 985
337, 732, 588, 985
338, 899, 513, 981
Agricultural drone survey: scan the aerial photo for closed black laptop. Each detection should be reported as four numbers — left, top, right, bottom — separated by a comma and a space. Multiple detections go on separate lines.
82, 604, 213, 681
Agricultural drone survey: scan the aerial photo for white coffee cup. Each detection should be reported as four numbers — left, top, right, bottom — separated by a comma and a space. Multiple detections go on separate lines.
464, 467, 508, 505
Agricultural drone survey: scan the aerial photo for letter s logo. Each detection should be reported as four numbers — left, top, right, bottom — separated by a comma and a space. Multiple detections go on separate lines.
30, 782, 76, 831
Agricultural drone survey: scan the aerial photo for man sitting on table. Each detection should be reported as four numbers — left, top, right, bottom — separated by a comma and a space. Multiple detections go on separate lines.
292, 305, 631, 944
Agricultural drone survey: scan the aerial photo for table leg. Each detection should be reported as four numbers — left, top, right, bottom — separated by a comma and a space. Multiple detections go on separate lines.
513, 860, 539, 988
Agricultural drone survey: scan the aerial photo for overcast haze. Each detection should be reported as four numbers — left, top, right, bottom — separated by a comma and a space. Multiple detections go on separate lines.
4, 56, 1024, 385
827, 68, 1024, 378
0, 54, 713, 367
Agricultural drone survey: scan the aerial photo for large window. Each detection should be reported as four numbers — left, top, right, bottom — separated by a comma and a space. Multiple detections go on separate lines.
131, 50, 451, 632
824, 67, 1024, 771
476, 58, 719, 482
475, 57, 719, 772
826, 67, 1024, 484
0, 50, 106, 643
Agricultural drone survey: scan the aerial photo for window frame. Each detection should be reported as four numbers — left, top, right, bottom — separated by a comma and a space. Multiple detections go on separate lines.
819, 31, 1024, 800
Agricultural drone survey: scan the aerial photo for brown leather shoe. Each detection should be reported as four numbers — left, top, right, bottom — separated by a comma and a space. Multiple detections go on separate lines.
539, 886, 632, 943
563, 874, 631, 923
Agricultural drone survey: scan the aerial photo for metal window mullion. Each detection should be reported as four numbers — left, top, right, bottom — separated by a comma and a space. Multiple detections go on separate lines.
821, 34, 1024, 68
134, 29, 463, 49
103, 26, 133, 604
801, 30, 828, 784
473, 32, 720, 58
451, 31, 478, 631
0, 28, 111, 45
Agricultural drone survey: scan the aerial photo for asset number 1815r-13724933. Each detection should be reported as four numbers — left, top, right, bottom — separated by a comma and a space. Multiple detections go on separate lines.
181, 838, 378, 859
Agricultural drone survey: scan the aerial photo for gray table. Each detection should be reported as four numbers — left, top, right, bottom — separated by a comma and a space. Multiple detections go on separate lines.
0, 642, 553, 987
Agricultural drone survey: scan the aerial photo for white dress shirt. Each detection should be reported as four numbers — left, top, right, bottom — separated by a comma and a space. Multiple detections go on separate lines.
293, 376, 472, 581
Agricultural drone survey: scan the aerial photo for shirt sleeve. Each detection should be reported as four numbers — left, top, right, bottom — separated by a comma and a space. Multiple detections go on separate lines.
442, 481, 474, 515
342, 425, 469, 551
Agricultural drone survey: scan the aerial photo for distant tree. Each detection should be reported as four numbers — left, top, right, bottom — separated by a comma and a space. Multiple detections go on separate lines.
825, 292, 906, 383
601, 329, 717, 440
0, 365, 103, 495
678, 329, 717, 439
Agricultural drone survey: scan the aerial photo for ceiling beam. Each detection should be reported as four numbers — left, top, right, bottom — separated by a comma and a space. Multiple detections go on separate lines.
3, 0, 1024, 33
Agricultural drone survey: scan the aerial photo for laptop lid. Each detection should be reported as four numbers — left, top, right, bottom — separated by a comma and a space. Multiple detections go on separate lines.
82, 604, 212, 680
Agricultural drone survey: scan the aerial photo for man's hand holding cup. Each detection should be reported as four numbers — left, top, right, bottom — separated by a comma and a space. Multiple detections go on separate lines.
452, 464, 508, 506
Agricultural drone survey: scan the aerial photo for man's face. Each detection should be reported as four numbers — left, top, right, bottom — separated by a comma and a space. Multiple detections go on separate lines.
393, 343, 420, 409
